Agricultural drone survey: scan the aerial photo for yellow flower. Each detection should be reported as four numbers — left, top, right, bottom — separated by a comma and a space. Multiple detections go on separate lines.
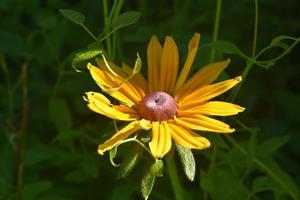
84, 33, 245, 159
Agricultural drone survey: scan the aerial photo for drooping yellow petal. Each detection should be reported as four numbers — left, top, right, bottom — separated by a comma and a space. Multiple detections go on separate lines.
160, 36, 179, 93
176, 59, 230, 100
122, 63, 149, 96
174, 115, 235, 133
88, 63, 142, 106
168, 122, 210, 149
178, 76, 242, 108
147, 36, 162, 92
149, 121, 172, 158
85, 92, 138, 121
94, 60, 144, 102
178, 101, 245, 117
98, 121, 141, 155
174, 33, 200, 93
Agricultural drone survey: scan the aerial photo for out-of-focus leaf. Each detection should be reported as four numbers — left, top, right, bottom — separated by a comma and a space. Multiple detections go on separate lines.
210, 40, 243, 55
261, 159, 299, 199
150, 159, 164, 177
175, 144, 195, 181
114, 11, 141, 30
48, 98, 72, 132
22, 181, 52, 200
0, 30, 27, 56
110, 184, 136, 200
256, 136, 290, 158
252, 176, 277, 193
201, 168, 247, 200
80, 154, 99, 178
53, 129, 81, 143
141, 171, 156, 200
59, 9, 85, 25
117, 144, 142, 179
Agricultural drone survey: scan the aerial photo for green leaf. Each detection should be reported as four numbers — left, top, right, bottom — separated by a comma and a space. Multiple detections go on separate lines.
109, 146, 120, 167
72, 49, 103, 72
252, 176, 277, 193
114, 11, 141, 30
201, 168, 247, 200
175, 144, 195, 181
59, 9, 85, 25
256, 136, 290, 158
53, 129, 81, 143
80, 154, 99, 178
117, 144, 142, 179
141, 171, 156, 200
150, 159, 164, 177
261, 159, 299, 199
210, 40, 242, 55
48, 98, 72, 132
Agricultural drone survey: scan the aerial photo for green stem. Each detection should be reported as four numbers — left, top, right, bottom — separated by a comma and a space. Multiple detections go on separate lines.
16, 62, 29, 200
166, 156, 185, 200
81, 24, 97, 41
229, 0, 259, 102
210, 0, 223, 63
111, 0, 124, 61
0, 55, 14, 120
103, 0, 112, 58
251, 0, 259, 58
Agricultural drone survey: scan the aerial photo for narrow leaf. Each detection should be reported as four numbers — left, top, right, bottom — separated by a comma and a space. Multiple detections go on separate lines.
59, 9, 85, 25
176, 144, 196, 181
117, 144, 142, 179
141, 171, 155, 200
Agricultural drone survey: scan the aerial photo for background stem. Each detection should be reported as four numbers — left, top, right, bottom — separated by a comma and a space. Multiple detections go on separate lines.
166, 156, 185, 200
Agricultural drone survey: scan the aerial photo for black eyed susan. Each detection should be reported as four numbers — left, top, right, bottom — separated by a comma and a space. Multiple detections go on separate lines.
84, 33, 245, 159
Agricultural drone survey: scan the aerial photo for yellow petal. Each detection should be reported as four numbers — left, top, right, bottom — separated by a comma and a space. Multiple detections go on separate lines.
175, 59, 230, 100
88, 63, 142, 105
160, 36, 179, 93
96, 58, 127, 77
178, 101, 245, 117
168, 122, 210, 149
174, 115, 235, 133
122, 63, 149, 96
149, 122, 172, 158
147, 36, 162, 92
98, 121, 141, 155
174, 33, 200, 93
178, 76, 242, 108
85, 92, 138, 121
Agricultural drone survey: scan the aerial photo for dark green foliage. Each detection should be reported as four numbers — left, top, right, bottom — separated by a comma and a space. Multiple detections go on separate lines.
0, 0, 300, 199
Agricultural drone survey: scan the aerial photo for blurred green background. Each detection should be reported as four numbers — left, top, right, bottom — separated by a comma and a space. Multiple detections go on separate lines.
0, 0, 300, 199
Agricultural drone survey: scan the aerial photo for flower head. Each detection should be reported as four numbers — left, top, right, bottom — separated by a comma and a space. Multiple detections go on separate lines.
84, 33, 245, 159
